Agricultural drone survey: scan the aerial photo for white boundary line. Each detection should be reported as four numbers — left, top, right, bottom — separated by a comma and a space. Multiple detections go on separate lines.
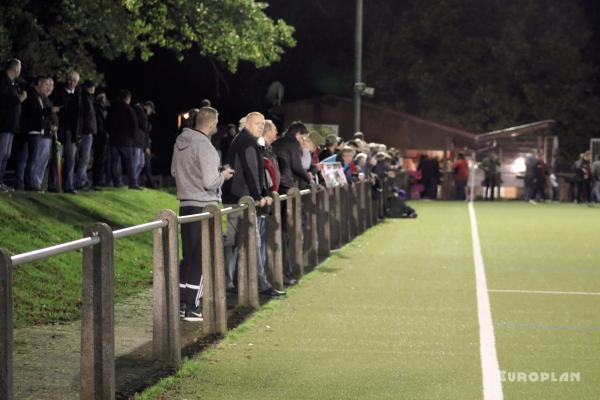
469, 202, 504, 400
489, 289, 600, 296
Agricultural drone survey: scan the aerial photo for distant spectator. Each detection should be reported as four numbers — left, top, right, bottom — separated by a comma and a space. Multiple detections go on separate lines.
532, 154, 548, 201
49, 70, 82, 193
74, 80, 97, 190
16, 76, 52, 191
549, 151, 560, 202
591, 155, 600, 203
418, 154, 440, 199
132, 101, 153, 189
106, 89, 140, 189
272, 121, 313, 285
353, 131, 365, 141
141, 101, 156, 188
340, 146, 358, 183
452, 153, 469, 200
573, 151, 592, 204
220, 123, 237, 163
222, 112, 284, 298
319, 134, 338, 161
479, 153, 500, 201
92, 90, 110, 188
0, 58, 27, 192
200, 98, 211, 107
171, 106, 233, 321
524, 152, 538, 203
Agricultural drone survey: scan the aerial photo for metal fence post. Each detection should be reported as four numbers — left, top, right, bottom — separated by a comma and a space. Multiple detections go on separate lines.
0, 248, 13, 400
239, 197, 259, 309
307, 188, 319, 269
200, 215, 215, 335
152, 210, 181, 369
317, 188, 331, 262
266, 192, 284, 291
81, 223, 115, 400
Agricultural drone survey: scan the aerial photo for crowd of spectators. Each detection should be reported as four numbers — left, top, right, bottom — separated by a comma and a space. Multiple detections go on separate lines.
0, 58, 156, 193
171, 106, 401, 321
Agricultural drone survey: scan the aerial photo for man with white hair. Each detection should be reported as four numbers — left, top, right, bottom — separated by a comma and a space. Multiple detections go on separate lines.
49, 70, 82, 193
222, 112, 284, 298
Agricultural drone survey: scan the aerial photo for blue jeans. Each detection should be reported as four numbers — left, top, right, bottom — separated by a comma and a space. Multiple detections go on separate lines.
29, 136, 52, 189
75, 134, 93, 188
454, 181, 466, 200
110, 146, 136, 187
132, 147, 145, 186
0, 132, 14, 185
16, 136, 32, 189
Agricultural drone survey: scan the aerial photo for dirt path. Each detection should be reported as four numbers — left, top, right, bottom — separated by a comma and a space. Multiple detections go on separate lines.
14, 288, 254, 399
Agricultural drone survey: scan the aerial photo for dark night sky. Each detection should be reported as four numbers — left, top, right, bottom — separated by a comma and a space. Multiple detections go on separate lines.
99, 0, 600, 173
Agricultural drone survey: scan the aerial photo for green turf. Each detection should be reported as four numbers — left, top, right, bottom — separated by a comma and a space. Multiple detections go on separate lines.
475, 202, 600, 399
0, 188, 178, 326
138, 202, 485, 400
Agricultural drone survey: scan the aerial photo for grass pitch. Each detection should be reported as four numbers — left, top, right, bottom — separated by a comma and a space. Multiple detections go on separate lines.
139, 201, 600, 399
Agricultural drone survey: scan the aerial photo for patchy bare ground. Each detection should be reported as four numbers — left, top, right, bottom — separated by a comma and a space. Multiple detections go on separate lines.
13, 289, 257, 399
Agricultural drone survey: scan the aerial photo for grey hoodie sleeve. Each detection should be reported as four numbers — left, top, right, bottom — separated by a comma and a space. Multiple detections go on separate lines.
198, 146, 224, 191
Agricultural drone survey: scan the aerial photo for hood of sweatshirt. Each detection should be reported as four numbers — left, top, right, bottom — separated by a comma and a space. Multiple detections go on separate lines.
176, 127, 208, 151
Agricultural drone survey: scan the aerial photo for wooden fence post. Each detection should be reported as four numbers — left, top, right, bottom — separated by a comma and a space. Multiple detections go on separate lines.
307, 188, 319, 269
317, 188, 331, 262
239, 197, 259, 309
206, 205, 227, 335
0, 248, 13, 400
266, 192, 284, 291
81, 223, 115, 400
200, 215, 215, 335
330, 186, 341, 249
152, 210, 181, 369
286, 188, 304, 277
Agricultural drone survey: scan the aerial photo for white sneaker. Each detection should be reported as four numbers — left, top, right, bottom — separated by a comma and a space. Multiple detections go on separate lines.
183, 306, 203, 322
529, 200, 537, 205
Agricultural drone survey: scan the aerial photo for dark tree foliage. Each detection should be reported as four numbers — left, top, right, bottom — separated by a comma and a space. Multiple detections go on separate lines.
0, 0, 295, 81
364, 0, 599, 155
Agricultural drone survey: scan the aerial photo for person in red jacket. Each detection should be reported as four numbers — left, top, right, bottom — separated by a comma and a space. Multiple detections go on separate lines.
453, 153, 469, 200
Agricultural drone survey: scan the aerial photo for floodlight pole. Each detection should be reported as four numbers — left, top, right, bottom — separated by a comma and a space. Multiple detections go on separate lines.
353, 0, 363, 134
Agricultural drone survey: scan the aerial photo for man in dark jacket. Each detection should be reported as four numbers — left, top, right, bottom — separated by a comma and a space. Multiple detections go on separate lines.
272, 121, 313, 192
106, 89, 141, 189
133, 101, 153, 188
222, 112, 284, 298
140, 101, 156, 188
92, 90, 110, 187
0, 58, 27, 192
16, 76, 54, 191
74, 80, 97, 189
48, 71, 82, 193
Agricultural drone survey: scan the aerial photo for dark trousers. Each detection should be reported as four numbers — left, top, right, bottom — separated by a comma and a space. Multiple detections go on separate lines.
484, 179, 496, 201
110, 145, 136, 187
454, 180, 466, 200
179, 206, 204, 309
142, 151, 155, 187
279, 186, 294, 278
575, 181, 591, 203
0, 132, 14, 185
92, 134, 109, 186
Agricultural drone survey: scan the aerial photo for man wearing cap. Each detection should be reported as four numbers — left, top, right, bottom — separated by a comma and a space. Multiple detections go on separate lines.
92, 90, 110, 188
139, 100, 156, 188
74, 80, 97, 189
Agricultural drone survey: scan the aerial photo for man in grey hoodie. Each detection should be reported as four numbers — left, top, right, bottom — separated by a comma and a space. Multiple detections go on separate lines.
171, 106, 234, 321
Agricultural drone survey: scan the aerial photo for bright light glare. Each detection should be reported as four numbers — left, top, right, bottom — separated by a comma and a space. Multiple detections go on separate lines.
511, 157, 526, 174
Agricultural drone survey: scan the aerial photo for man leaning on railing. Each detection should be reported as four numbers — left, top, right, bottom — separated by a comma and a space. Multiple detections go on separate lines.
171, 106, 234, 322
